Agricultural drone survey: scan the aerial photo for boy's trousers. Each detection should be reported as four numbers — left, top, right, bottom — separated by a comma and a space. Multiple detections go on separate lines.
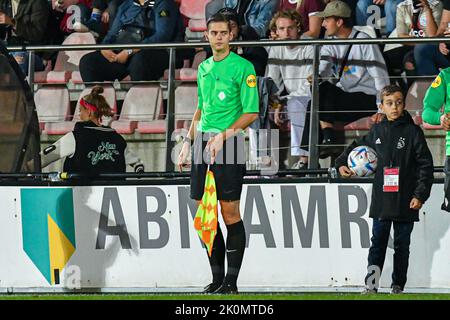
364, 218, 414, 290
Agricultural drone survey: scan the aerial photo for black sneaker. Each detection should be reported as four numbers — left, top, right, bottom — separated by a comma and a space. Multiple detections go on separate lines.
85, 19, 103, 35
203, 282, 222, 294
319, 136, 341, 159
391, 285, 403, 294
213, 283, 238, 294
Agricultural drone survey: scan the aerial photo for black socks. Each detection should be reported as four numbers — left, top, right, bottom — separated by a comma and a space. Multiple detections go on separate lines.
206, 221, 246, 287
224, 220, 246, 287
207, 225, 225, 284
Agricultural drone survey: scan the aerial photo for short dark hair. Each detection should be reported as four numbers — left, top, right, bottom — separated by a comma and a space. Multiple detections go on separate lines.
380, 84, 403, 102
206, 12, 232, 31
217, 7, 239, 25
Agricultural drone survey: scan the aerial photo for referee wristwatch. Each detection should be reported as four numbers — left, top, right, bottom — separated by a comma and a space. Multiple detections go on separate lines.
183, 136, 193, 146
126, 49, 133, 56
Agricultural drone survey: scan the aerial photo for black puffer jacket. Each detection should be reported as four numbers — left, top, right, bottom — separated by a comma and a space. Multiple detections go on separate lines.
0, 0, 50, 45
335, 111, 434, 222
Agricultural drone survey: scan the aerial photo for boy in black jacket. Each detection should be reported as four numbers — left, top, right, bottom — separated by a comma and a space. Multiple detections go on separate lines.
335, 84, 434, 294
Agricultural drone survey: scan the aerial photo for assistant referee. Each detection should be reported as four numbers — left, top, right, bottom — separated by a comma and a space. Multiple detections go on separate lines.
178, 12, 259, 294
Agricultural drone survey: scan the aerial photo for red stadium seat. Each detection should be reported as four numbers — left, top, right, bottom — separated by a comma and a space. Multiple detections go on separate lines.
163, 50, 206, 81
180, 0, 210, 19
44, 86, 117, 135
35, 32, 96, 84
179, 0, 210, 32
70, 70, 83, 84
34, 87, 71, 132
174, 84, 198, 130
343, 116, 375, 130
112, 85, 163, 134
405, 80, 439, 128
188, 18, 207, 32
136, 120, 167, 134
405, 79, 432, 111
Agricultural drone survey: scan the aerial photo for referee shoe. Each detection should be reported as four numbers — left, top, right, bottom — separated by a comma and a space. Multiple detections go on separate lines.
213, 282, 238, 294
203, 282, 222, 294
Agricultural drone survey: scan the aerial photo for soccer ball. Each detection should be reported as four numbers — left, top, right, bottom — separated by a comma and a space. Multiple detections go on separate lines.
347, 146, 377, 177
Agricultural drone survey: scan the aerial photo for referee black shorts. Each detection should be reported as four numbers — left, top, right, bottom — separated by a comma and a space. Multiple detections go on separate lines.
190, 132, 246, 201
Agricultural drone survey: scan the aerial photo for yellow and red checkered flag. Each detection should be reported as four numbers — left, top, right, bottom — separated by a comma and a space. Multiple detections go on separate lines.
193, 167, 218, 257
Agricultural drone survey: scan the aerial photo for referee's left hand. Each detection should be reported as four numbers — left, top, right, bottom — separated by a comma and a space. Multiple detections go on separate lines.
207, 134, 224, 165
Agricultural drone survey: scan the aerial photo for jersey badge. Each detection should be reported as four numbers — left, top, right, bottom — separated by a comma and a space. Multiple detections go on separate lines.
431, 75, 442, 88
246, 74, 257, 88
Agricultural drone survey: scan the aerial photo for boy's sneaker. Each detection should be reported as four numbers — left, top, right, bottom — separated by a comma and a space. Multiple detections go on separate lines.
213, 282, 238, 294
391, 285, 403, 294
291, 160, 308, 170
361, 287, 377, 295
203, 282, 222, 294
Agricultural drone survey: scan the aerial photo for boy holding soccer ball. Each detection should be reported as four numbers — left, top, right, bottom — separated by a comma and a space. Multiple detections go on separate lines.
335, 84, 434, 294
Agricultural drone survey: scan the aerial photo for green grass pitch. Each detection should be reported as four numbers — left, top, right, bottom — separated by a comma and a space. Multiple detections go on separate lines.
0, 293, 449, 300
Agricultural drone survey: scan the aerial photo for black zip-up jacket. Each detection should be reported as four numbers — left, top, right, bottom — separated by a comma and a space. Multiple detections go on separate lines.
335, 111, 434, 222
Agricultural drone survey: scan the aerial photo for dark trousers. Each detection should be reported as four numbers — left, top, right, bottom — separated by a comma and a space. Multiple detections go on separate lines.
79, 49, 184, 82
92, 0, 125, 28
364, 218, 414, 290
300, 81, 377, 148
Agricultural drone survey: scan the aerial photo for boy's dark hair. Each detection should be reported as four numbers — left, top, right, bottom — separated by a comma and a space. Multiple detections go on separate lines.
206, 12, 232, 31
380, 84, 404, 103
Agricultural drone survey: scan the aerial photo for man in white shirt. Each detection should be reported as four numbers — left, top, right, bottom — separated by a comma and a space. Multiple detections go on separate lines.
266, 9, 314, 169
301, 1, 389, 158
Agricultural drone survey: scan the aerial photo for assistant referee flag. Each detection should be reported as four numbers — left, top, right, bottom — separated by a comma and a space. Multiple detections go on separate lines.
193, 167, 218, 256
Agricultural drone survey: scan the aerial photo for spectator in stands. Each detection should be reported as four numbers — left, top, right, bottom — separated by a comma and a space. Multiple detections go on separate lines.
422, 68, 450, 212
326, 0, 358, 24
414, 0, 450, 76
204, 7, 268, 76
275, 1, 356, 38
0, 0, 50, 74
266, 9, 314, 169
51, 0, 94, 36
223, 0, 279, 38
301, 0, 390, 158
356, 0, 402, 35
336, 84, 433, 295
40, 86, 145, 174
296, 0, 326, 38
279, 0, 297, 10
384, 0, 442, 88
79, 0, 186, 82
85, 0, 126, 34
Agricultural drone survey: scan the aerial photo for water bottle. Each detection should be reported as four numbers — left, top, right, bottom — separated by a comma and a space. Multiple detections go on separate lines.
47, 172, 62, 182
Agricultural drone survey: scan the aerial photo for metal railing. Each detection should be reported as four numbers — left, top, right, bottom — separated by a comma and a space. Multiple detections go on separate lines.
6, 36, 448, 175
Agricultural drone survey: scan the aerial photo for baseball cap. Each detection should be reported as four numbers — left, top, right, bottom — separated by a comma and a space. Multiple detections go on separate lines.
316, 1, 352, 18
